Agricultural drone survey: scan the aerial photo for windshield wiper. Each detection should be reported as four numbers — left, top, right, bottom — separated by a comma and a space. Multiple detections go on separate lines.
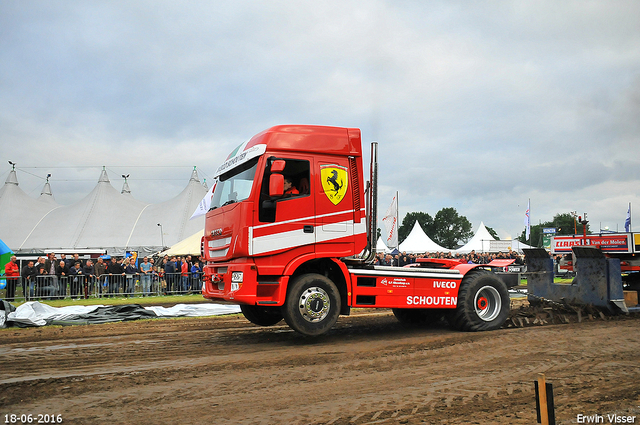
221, 200, 237, 207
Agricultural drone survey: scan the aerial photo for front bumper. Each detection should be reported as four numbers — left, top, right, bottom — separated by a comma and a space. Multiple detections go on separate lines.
202, 262, 288, 306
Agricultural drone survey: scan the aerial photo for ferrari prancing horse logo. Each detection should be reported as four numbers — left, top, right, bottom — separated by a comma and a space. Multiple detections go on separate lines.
320, 164, 348, 205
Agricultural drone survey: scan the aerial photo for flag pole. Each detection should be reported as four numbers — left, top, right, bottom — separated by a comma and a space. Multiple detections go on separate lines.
395, 191, 399, 250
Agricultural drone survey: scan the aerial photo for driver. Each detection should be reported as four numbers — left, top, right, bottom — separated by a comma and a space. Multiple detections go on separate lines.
283, 177, 299, 196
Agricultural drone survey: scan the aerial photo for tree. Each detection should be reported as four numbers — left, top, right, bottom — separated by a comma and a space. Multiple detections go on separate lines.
398, 212, 433, 244
398, 208, 474, 249
518, 212, 591, 246
432, 207, 473, 249
485, 225, 499, 240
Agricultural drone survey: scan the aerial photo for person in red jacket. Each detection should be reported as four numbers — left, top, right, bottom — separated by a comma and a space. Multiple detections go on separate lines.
180, 257, 189, 293
283, 177, 299, 196
4, 256, 19, 301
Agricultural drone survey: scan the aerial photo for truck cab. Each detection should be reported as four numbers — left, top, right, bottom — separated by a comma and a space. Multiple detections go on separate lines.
202, 125, 367, 308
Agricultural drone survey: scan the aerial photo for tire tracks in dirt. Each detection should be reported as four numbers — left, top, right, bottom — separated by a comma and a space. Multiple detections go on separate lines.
1, 312, 639, 424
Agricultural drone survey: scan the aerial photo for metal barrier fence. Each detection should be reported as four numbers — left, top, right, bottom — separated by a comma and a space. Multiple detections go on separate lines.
0, 272, 203, 301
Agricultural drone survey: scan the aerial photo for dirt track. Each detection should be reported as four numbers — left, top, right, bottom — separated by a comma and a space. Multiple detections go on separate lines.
1, 307, 639, 425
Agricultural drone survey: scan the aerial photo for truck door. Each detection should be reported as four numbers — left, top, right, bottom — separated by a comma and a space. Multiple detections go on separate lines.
252, 157, 315, 257
315, 158, 355, 257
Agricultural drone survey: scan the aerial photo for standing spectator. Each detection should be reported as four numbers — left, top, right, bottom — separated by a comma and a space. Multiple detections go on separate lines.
82, 259, 96, 297
34, 256, 46, 274
4, 255, 20, 301
44, 253, 58, 296
106, 257, 124, 296
21, 260, 37, 299
179, 256, 189, 293
164, 256, 177, 294
158, 256, 167, 294
139, 257, 153, 296
62, 253, 74, 269
56, 260, 69, 298
72, 253, 85, 267
149, 258, 158, 294
44, 253, 57, 275
124, 258, 138, 297
94, 257, 107, 297
69, 262, 84, 299
191, 261, 202, 292
35, 263, 47, 298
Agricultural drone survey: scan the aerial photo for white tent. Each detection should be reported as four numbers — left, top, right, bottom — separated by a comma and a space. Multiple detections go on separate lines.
3, 168, 207, 256
126, 168, 207, 251
399, 221, 449, 253
159, 229, 204, 257
18, 168, 148, 254
454, 221, 496, 253
0, 170, 60, 249
375, 236, 392, 254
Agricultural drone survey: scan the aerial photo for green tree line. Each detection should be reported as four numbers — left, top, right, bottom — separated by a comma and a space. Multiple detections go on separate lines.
395, 208, 497, 250
517, 212, 591, 246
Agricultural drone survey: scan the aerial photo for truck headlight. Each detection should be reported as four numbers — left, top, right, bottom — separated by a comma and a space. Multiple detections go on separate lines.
231, 271, 243, 283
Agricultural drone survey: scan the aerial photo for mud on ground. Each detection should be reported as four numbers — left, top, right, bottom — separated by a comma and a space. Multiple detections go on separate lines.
1, 301, 639, 424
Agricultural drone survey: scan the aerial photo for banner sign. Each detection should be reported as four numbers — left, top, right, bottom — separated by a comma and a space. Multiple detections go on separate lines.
551, 234, 632, 254
489, 241, 516, 252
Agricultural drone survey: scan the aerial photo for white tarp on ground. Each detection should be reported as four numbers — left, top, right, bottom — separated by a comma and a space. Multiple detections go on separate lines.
399, 221, 449, 253
4, 301, 241, 328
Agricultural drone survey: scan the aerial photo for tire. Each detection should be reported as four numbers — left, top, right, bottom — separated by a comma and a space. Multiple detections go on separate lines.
240, 305, 283, 326
392, 308, 444, 325
281, 273, 341, 336
447, 271, 510, 331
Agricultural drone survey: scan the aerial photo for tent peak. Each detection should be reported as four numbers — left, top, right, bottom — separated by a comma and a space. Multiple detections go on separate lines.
5, 169, 19, 186
121, 180, 131, 195
40, 181, 53, 197
189, 167, 200, 183
98, 167, 110, 183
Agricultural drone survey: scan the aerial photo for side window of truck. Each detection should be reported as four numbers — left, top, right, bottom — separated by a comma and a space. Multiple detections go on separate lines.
258, 158, 310, 222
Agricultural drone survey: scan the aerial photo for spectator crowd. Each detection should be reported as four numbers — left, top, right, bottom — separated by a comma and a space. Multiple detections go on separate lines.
2, 252, 206, 302
373, 250, 524, 267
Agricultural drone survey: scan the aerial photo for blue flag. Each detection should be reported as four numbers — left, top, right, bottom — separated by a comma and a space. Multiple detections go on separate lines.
625, 203, 631, 232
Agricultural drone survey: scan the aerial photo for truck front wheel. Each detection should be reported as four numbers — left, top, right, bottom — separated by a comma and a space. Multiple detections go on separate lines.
447, 271, 510, 331
281, 273, 341, 336
240, 305, 283, 326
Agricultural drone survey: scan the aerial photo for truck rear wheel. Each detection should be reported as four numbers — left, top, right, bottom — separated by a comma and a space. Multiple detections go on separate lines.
447, 271, 509, 331
281, 273, 341, 336
240, 305, 283, 326
392, 308, 444, 325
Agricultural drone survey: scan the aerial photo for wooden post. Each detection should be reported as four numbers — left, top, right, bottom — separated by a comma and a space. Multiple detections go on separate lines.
538, 373, 549, 425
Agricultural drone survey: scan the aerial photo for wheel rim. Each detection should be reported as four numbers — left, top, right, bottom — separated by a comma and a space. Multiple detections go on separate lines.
474, 285, 501, 322
298, 286, 330, 323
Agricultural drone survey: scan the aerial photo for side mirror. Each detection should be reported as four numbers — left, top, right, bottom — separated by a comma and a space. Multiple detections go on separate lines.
269, 173, 284, 196
271, 160, 286, 173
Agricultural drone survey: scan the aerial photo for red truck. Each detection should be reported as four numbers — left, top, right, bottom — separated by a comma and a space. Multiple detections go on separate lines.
201, 125, 510, 336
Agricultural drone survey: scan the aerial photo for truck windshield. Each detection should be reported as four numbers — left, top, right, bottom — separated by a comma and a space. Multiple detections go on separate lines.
210, 157, 259, 209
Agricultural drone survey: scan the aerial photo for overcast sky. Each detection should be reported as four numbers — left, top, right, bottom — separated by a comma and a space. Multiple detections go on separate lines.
2, 1, 639, 240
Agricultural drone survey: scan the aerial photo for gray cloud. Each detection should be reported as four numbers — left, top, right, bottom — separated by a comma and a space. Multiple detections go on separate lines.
1, 0, 639, 239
